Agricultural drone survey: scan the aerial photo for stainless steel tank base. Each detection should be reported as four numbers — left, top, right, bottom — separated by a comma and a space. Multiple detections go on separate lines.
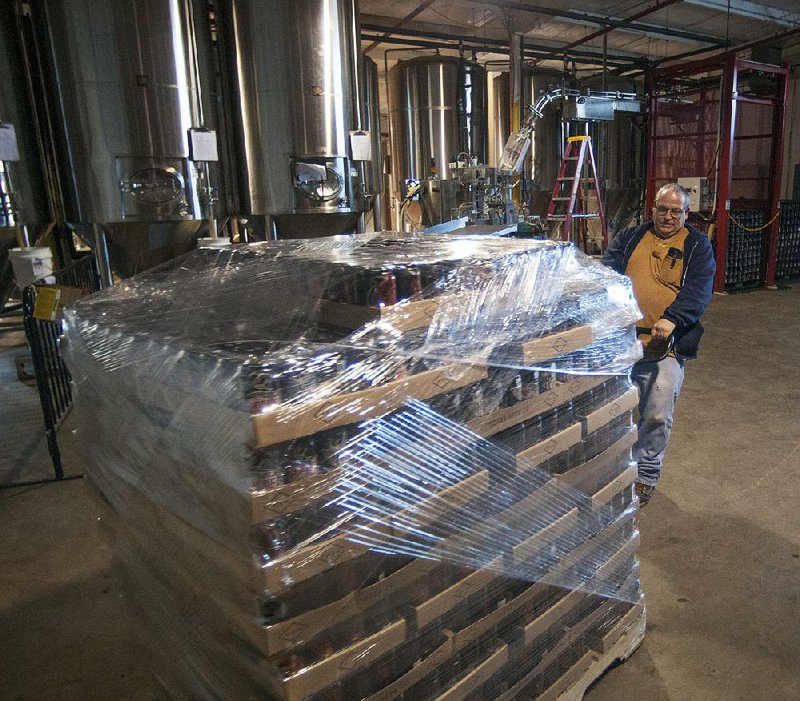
273, 213, 361, 240
76, 221, 208, 279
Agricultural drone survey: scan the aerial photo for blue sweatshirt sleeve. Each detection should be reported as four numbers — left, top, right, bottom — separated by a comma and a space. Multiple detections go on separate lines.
601, 227, 631, 274
661, 233, 715, 330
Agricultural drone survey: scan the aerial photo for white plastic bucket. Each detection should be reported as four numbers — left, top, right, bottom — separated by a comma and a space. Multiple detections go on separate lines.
9, 247, 54, 287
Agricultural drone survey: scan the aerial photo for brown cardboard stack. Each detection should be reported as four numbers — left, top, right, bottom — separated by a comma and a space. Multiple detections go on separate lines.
64, 234, 645, 700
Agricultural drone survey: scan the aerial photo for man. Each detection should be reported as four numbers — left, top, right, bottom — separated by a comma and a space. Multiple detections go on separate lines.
602, 183, 715, 504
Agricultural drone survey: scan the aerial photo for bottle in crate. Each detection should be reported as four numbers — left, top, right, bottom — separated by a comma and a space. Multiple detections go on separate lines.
317, 426, 353, 473
359, 268, 398, 307
284, 436, 319, 483
244, 363, 282, 415
254, 518, 291, 563
252, 446, 286, 491
396, 266, 423, 300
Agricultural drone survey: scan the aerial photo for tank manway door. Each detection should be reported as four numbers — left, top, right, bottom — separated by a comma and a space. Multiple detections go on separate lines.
292, 158, 354, 212
118, 158, 191, 221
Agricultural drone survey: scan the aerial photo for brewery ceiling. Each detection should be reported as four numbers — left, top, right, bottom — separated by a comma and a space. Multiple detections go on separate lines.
359, 0, 800, 74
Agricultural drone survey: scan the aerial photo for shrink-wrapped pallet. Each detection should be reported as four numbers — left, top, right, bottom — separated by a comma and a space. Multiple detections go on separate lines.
63, 233, 645, 700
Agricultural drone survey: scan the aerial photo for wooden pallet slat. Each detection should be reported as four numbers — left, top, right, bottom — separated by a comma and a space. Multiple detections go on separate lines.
252, 362, 488, 447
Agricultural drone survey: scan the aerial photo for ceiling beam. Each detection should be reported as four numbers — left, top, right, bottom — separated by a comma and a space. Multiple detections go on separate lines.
363, 0, 438, 54
361, 23, 644, 65
361, 33, 636, 69
465, 0, 728, 46
541, 0, 687, 58
682, 0, 800, 27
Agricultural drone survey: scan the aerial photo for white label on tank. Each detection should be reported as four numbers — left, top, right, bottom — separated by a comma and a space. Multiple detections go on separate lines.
188, 128, 219, 162
350, 130, 372, 161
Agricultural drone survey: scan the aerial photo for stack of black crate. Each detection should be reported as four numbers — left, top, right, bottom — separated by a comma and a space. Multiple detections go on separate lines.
725, 209, 766, 289
777, 201, 800, 282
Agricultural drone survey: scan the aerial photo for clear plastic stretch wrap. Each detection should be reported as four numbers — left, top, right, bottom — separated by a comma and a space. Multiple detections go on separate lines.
63, 233, 646, 701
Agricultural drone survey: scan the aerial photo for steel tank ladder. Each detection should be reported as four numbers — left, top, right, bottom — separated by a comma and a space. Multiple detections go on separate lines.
546, 136, 608, 253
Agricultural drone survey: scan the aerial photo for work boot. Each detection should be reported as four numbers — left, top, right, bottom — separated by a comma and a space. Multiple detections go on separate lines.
635, 482, 655, 506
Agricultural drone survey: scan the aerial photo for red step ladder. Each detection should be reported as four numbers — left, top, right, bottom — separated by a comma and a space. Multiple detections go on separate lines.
546, 135, 608, 253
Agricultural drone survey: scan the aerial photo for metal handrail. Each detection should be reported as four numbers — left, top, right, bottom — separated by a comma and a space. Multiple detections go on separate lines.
3, 254, 100, 486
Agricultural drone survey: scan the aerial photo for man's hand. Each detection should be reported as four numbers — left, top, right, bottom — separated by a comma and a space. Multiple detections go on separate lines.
652, 318, 676, 340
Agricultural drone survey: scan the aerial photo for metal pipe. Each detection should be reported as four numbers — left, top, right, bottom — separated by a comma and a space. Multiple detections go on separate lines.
0, 163, 30, 246
713, 54, 738, 293
349, 0, 364, 131
764, 65, 790, 289
509, 33, 523, 135
373, 193, 383, 232
206, 201, 218, 239
16, 224, 30, 248
363, 32, 635, 69
186, 0, 206, 126
228, 216, 240, 243
92, 224, 113, 287
208, 9, 239, 225
13, 1, 68, 264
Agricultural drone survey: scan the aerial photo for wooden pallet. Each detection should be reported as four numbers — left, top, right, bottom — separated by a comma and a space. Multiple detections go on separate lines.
545, 605, 646, 701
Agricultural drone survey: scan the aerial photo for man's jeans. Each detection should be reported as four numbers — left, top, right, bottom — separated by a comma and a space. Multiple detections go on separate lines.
631, 356, 685, 486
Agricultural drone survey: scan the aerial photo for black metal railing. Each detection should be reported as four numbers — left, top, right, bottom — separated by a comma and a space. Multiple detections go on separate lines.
18, 254, 100, 482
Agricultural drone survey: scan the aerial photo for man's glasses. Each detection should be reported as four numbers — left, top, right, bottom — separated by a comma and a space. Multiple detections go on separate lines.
654, 205, 686, 216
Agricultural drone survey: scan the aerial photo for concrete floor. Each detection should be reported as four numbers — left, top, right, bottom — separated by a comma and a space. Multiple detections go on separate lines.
1, 286, 799, 700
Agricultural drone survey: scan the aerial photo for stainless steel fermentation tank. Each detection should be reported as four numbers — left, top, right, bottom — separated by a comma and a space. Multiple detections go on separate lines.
29, 0, 222, 279
217, 0, 375, 239
493, 69, 563, 191
363, 55, 384, 231
0, 2, 52, 304
0, 5, 49, 231
388, 57, 487, 226
2, 0, 383, 285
